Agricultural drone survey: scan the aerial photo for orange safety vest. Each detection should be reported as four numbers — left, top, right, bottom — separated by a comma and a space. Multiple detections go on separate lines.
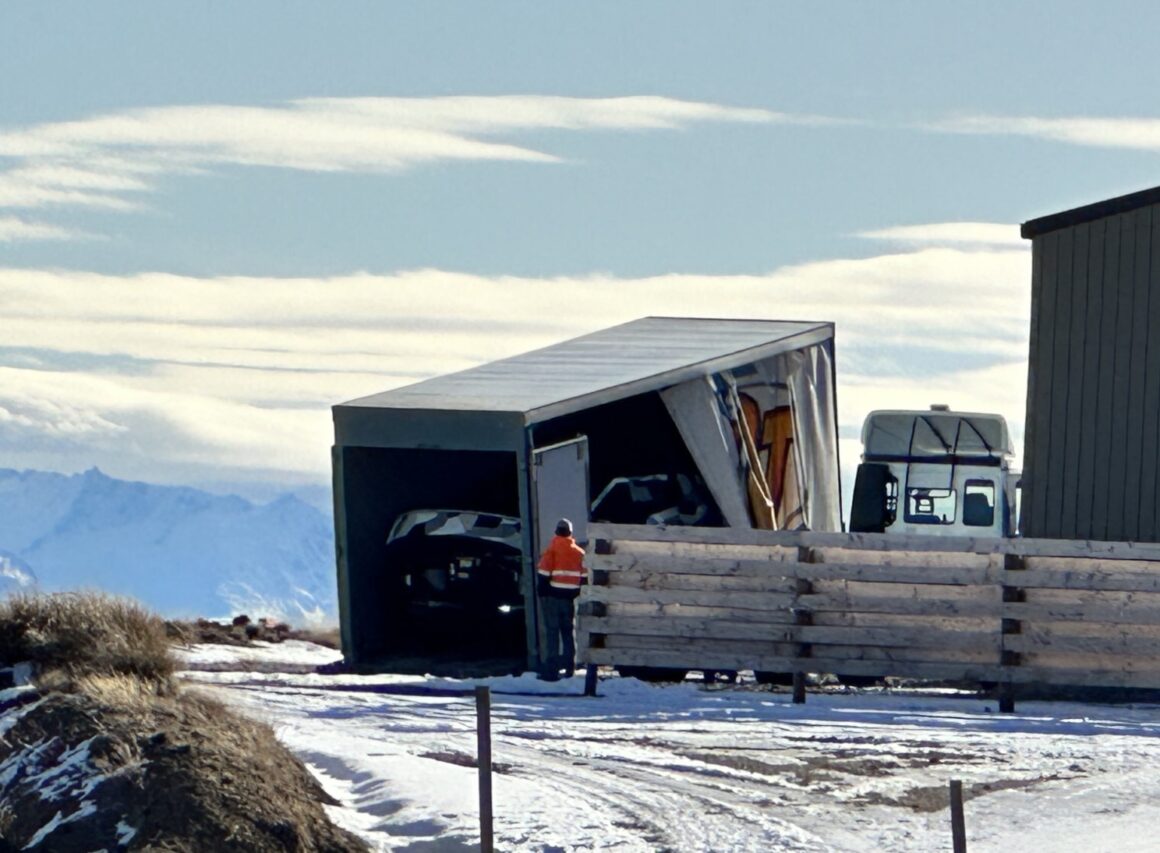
537, 535, 586, 591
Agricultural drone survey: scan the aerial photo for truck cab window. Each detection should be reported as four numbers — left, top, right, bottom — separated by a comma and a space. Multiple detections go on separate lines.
904, 488, 956, 524
963, 480, 996, 527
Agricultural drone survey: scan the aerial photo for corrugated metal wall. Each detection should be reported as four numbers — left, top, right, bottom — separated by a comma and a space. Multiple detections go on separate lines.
1023, 202, 1160, 540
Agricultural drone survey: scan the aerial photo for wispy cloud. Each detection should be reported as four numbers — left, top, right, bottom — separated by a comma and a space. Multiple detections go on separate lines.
296, 95, 797, 133
931, 114, 1160, 152
857, 221, 1023, 248
0, 237, 1030, 491
0, 95, 810, 236
0, 216, 96, 243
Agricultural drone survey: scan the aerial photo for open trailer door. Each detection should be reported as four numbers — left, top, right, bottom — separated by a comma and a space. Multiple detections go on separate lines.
532, 436, 591, 551
531, 435, 590, 673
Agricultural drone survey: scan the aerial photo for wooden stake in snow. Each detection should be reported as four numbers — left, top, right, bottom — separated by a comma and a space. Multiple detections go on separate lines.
949, 779, 966, 852
476, 686, 494, 853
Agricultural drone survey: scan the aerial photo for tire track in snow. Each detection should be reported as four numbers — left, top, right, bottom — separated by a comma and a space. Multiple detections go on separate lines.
492, 725, 830, 852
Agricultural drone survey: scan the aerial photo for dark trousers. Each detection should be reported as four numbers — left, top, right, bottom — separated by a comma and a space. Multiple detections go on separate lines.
541, 595, 576, 676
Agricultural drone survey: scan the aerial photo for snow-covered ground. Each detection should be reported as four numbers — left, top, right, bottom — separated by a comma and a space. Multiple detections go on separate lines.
177, 641, 1160, 852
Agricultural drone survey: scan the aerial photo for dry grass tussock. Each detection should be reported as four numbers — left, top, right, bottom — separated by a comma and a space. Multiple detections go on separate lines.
67, 671, 176, 712
293, 625, 340, 648
0, 592, 367, 852
0, 591, 174, 683
166, 616, 341, 649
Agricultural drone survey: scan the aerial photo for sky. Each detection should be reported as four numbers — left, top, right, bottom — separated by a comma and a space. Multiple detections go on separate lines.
4, 2, 1160, 509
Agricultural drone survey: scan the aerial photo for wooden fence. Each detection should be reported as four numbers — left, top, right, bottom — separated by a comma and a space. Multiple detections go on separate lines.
577, 523, 1160, 706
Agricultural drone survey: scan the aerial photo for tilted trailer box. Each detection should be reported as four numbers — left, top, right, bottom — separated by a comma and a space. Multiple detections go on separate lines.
331, 316, 842, 674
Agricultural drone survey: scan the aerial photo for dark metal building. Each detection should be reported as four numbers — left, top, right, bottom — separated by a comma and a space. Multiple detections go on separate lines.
331, 316, 840, 673
1021, 186, 1160, 541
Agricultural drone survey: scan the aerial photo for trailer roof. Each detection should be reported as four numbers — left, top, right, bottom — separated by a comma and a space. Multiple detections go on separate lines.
1022, 184, 1160, 239
338, 316, 833, 424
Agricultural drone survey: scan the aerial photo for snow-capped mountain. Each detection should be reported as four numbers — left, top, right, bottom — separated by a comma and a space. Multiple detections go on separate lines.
0, 468, 336, 623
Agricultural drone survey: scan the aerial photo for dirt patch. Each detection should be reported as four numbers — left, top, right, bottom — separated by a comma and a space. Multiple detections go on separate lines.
784, 734, 891, 746
673, 753, 815, 789
788, 736, 992, 766
860, 773, 1075, 813
787, 736, 996, 770
861, 785, 952, 812
683, 750, 798, 778
685, 748, 908, 783
419, 750, 514, 775
895, 748, 992, 768
610, 817, 674, 852
681, 742, 1035, 797
814, 755, 903, 778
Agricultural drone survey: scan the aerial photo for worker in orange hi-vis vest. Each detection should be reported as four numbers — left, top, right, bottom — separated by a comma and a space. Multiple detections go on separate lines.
537, 518, 586, 681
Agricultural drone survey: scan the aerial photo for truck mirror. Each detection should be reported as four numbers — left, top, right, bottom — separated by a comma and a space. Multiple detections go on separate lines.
850, 463, 896, 533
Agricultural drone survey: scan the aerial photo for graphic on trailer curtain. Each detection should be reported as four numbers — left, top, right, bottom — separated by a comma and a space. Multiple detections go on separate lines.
740, 399, 800, 529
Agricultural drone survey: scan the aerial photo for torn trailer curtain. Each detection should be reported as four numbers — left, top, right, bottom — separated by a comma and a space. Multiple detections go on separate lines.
660, 341, 841, 531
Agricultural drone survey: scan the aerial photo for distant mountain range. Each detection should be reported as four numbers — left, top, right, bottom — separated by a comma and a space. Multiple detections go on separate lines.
0, 468, 337, 624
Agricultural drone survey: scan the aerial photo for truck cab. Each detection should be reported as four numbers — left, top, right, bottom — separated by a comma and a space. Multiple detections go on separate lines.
849, 406, 1018, 538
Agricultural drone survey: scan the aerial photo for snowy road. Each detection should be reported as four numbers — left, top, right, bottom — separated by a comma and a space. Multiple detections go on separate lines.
179, 642, 1160, 852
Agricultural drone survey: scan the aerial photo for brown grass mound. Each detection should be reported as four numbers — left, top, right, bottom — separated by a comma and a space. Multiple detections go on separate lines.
0, 591, 174, 683
166, 617, 341, 650
0, 593, 367, 852
291, 626, 341, 649
0, 678, 367, 851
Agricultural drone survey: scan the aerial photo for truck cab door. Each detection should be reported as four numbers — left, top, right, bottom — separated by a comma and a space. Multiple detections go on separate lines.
850, 463, 898, 533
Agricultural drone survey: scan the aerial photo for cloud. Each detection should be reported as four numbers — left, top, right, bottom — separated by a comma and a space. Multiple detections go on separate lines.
2, 248, 1030, 376
0, 365, 329, 489
0, 216, 96, 243
0, 95, 805, 224
931, 114, 1160, 152
857, 222, 1023, 248
0, 236, 1030, 495
296, 95, 797, 133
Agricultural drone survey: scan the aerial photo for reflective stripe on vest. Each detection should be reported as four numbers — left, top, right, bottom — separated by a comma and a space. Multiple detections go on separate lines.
538, 535, 586, 589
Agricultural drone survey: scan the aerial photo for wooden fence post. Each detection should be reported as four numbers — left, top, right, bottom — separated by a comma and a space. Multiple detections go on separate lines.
792, 552, 814, 704
791, 670, 807, 705
582, 543, 611, 698
475, 686, 494, 853
999, 552, 1026, 713
949, 779, 966, 852
584, 665, 598, 696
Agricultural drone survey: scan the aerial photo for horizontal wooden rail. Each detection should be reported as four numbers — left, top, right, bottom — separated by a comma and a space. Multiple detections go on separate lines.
578, 523, 1160, 703
592, 522, 1160, 560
